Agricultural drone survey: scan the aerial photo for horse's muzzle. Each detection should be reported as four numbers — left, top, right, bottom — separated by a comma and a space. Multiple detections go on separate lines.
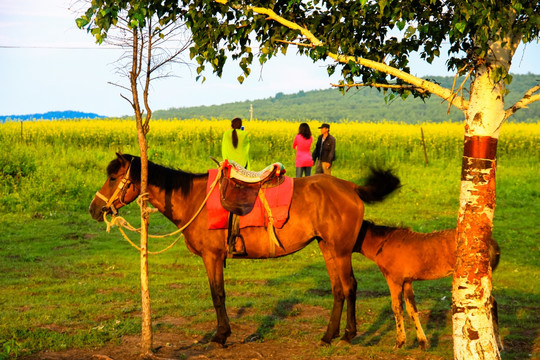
89, 200, 107, 221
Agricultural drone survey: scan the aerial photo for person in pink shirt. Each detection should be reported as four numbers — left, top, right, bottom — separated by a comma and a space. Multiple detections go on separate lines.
292, 123, 314, 177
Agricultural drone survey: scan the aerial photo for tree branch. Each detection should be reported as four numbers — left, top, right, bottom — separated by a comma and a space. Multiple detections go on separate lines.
331, 82, 429, 94
275, 39, 314, 48
504, 84, 540, 119
143, 24, 153, 134
120, 93, 134, 108
107, 81, 132, 93
244, 4, 469, 111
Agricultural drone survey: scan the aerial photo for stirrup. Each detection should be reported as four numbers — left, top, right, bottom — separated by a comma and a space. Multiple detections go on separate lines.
228, 234, 247, 257
227, 213, 247, 257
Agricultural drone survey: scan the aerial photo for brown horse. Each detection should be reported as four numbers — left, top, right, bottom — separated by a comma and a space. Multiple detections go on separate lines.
89, 153, 400, 346
354, 220, 501, 350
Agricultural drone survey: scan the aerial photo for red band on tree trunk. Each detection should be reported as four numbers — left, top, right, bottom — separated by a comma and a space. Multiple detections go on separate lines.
463, 136, 497, 160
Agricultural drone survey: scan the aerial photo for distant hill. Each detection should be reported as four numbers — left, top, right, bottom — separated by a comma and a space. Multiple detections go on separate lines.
0, 111, 105, 122
153, 74, 540, 124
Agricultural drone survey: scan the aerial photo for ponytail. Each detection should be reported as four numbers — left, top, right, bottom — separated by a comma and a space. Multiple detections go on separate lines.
232, 129, 238, 148
231, 117, 242, 149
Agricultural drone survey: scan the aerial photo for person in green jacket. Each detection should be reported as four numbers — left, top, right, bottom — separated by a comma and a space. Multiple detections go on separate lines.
222, 117, 250, 169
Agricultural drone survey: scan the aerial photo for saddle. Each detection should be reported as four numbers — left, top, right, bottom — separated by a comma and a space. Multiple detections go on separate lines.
218, 160, 286, 258
219, 160, 286, 216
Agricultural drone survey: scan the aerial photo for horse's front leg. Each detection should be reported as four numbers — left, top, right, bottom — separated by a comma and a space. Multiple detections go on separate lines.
202, 251, 231, 346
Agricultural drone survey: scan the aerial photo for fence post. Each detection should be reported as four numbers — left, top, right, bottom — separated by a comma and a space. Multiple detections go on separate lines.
421, 127, 429, 166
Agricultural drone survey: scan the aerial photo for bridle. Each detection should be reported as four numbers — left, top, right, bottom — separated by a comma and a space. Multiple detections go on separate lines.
95, 162, 133, 216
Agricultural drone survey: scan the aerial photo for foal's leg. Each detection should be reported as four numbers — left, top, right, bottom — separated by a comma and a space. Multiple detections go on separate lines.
386, 278, 407, 349
202, 252, 231, 345
491, 296, 504, 351
318, 242, 345, 345
403, 282, 428, 349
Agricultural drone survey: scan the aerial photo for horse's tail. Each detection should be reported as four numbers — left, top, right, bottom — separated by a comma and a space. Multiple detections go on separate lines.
355, 168, 401, 204
489, 237, 501, 272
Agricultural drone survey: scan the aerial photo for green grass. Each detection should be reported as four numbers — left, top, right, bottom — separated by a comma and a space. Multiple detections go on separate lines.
0, 120, 538, 359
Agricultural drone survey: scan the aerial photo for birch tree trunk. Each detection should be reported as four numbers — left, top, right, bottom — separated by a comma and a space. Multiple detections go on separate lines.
452, 68, 503, 360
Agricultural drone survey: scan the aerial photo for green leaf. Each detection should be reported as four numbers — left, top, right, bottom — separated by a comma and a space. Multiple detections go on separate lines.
75, 17, 89, 29
237, 75, 245, 84
455, 21, 466, 33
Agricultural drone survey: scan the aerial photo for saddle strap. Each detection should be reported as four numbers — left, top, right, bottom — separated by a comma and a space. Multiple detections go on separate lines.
258, 189, 282, 257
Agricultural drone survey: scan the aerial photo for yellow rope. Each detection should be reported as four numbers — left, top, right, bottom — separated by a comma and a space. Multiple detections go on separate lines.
257, 189, 282, 257
103, 167, 223, 255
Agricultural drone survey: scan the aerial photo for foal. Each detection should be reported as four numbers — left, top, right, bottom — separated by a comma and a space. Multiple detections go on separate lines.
354, 220, 501, 350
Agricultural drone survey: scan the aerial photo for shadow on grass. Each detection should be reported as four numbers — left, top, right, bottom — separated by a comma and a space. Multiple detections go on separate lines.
424, 305, 450, 350
353, 304, 394, 346
244, 298, 302, 343
486, 288, 538, 359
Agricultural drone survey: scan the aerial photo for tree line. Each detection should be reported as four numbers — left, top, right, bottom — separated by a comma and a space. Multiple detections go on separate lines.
153, 74, 540, 123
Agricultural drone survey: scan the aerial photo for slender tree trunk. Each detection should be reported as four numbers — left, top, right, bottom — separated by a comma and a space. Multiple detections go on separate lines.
137, 128, 152, 357
452, 68, 502, 360
130, 27, 153, 357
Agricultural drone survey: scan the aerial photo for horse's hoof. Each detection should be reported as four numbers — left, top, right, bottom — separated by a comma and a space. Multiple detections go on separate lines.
336, 339, 351, 347
207, 341, 226, 349
317, 340, 331, 347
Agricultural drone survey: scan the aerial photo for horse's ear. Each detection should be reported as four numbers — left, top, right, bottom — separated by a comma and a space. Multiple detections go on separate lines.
116, 152, 130, 167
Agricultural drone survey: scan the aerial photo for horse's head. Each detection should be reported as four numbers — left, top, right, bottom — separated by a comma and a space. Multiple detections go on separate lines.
89, 153, 140, 221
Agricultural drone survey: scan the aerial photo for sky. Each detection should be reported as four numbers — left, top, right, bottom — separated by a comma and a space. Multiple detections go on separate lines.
1, 0, 539, 118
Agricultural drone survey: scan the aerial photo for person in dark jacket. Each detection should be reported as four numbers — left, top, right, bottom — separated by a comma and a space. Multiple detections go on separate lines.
312, 123, 336, 175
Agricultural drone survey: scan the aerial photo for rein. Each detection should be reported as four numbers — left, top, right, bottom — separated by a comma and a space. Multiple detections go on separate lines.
95, 161, 133, 216
102, 166, 223, 255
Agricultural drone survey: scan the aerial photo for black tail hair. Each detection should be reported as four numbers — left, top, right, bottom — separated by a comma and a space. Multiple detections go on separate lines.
356, 168, 401, 204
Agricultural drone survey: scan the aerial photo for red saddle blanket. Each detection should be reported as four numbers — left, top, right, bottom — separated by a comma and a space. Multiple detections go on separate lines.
207, 168, 294, 230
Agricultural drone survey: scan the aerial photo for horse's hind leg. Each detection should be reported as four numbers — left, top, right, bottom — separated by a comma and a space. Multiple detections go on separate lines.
318, 243, 345, 345
386, 278, 407, 349
403, 282, 428, 350
318, 242, 357, 345
334, 254, 357, 345
202, 252, 231, 346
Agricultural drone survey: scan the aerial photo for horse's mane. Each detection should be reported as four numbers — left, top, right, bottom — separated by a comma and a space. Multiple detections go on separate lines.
107, 154, 207, 196
355, 220, 405, 252
361, 220, 409, 237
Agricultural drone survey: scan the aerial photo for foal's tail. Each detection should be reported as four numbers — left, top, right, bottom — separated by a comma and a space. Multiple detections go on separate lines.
489, 237, 501, 272
355, 168, 401, 204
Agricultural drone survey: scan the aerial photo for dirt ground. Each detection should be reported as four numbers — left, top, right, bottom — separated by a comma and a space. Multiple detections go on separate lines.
23, 332, 421, 360
18, 302, 536, 360
21, 304, 434, 360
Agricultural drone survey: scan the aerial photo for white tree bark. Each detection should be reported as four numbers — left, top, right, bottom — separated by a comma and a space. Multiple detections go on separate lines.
452, 68, 503, 360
